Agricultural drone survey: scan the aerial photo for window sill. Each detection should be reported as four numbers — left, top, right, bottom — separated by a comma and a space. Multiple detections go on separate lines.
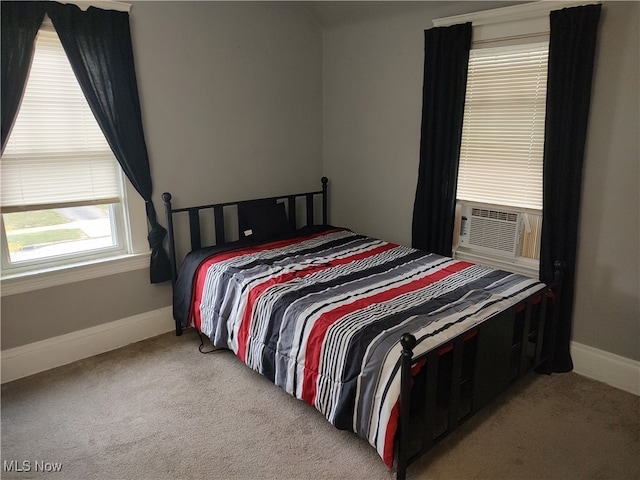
1, 252, 151, 296
453, 248, 539, 279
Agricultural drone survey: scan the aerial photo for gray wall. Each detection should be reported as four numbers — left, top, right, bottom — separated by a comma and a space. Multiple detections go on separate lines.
322, 1, 639, 361
1, 1, 323, 350
1, 269, 172, 348
134, 1, 324, 207
572, 1, 639, 360
3, 1, 638, 365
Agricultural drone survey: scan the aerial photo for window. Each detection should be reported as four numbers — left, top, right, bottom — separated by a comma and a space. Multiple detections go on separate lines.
453, 41, 549, 275
1, 25, 132, 274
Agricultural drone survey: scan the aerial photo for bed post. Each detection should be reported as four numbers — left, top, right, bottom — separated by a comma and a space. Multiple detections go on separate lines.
321, 177, 328, 225
545, 260, 565, 372
552, 260, 565, 289
162, 192, 182, 336
397, 333, 416, 480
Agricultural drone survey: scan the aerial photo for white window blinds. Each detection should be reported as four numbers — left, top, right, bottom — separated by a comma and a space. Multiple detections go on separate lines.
456, 42, 548, 211
1, 27, 121, 213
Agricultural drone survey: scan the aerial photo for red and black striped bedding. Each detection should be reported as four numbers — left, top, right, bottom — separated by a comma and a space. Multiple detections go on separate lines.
176, 227, 545, 466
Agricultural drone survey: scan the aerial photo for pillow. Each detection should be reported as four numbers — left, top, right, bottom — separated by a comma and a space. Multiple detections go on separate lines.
240, 201, 292, 242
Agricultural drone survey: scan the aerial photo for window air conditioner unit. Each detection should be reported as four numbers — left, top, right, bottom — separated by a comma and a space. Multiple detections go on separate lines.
458, 204, 523, 258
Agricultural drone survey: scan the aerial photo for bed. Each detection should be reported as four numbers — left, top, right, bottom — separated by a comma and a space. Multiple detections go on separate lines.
163, 177, 561, 480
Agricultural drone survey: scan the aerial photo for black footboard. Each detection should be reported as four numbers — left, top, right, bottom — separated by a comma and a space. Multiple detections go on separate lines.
395, 262, 563, 480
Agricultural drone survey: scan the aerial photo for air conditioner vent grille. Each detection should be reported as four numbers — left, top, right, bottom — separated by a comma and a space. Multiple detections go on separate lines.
469, 217, 518, 253
471, 208, 518, 223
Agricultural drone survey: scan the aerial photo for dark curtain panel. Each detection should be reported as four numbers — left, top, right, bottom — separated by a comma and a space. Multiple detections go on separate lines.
540, 4, 602, 372
1, 1, 47, 152
46, 2, 171, 283
412, 23, 472, 256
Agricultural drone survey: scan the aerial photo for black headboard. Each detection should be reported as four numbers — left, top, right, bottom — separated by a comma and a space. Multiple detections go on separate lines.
162, 177, 328, 286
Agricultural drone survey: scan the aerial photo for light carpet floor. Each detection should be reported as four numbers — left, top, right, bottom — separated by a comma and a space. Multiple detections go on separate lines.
1, 328, 638, 480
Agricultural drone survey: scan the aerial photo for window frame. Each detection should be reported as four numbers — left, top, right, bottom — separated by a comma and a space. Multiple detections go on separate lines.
452, 40, 548, 277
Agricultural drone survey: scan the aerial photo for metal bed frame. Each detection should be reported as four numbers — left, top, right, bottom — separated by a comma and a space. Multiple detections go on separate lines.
162, 177, 562, 480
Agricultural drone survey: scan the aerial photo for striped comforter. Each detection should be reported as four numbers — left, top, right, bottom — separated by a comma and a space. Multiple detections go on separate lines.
186, 228, 544, 466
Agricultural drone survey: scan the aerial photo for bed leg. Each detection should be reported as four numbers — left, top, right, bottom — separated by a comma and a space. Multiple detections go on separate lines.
397, 333, 416, 480
175, 319, 183, 336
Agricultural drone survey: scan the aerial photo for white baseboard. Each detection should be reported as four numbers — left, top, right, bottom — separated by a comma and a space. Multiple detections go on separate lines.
1, 306, 175, 384
571, 341, 640, 396
2, 313, 637, 396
